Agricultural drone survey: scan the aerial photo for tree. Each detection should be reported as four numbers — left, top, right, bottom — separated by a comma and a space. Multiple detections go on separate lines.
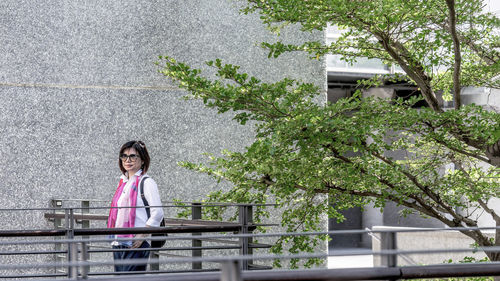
158, 0, 500, 264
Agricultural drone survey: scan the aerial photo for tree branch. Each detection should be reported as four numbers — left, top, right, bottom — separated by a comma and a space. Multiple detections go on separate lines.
445, 0, 462, 109
373, 32, 442, 112
261, 174, 330, 194
486, 139, 500, 167
416, 116, 498, 166
428, 135, 490, 163
323, 182, 454, 225
477, 199, 500, 224
437, 22, 500, 66
370, 150, 482, 226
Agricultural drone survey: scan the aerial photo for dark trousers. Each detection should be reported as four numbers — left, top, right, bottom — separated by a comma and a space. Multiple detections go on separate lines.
113, 241, 150, 272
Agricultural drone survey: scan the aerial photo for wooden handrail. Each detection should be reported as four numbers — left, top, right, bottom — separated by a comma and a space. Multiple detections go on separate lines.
43, 213, 244, 227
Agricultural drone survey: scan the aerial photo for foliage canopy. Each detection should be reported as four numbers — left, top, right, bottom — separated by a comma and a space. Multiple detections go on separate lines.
159, 0, 500, 263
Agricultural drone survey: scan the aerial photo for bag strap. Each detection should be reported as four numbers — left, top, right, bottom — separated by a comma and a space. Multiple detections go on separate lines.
139, 176, 151, 218
140, 176, 165, 228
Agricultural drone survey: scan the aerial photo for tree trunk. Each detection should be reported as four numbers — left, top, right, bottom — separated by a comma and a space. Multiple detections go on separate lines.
486, 139, 500, 167
491, 225, 500, 281
494, 225, 500, 261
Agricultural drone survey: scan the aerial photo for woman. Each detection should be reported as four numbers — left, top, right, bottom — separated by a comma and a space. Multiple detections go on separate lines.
107, 141, 164, 272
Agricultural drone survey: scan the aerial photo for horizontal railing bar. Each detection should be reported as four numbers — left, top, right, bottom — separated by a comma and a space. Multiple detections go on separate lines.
400, 263, 500, 279
0, 207, 68, 212
0, 229, 497, 249
197, 238, 271, 248
0, 250, 66, 255
85, 268, 219, 277
162, 245, 240, 251
75, 226, 247, 235
197, 238, 239, 244
44, 213, 108, 220
249, 243, 272, 249
0, 244, 267, 256
0, 225, 249, 238
0, 235, 242, 246
86, 245, 242, 253
0, 227, 497, 244
251, 223, 280, 227
0, 202, 277, 212
7, 239, 485, 257
163, 218, 242, 227
0, 273, 66, 279
253, 264, 500, 281
155, 253, 238, 263
44, 213, 245, 226
51, 199, 277, 206
2, 245, 498, 261
1, 251, 500, 270
52, 198, 109, 202
157, 253, 190, 258
14, 263, 500, 281
197, 238, 270, 248
248, 264, 273, 270
0, 246, 239, 256
151, 202, 277, 207
0, 229, 66, 237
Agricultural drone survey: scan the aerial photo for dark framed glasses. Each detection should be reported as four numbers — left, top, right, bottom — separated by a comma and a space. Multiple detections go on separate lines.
120, 154, 140, 162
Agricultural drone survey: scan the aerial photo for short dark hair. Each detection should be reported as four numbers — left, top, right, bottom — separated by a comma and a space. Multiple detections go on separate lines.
118, 141, 151, 175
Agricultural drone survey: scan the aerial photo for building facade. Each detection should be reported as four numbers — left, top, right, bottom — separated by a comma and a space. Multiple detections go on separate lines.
326, 2, 500, 249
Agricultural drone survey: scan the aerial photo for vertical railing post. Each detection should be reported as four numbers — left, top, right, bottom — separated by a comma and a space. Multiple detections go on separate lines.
220, 260, 242, 281
51, 199, 63, 228
380, 230, 397, 267
145, 199, 161, 272
150, 251, 160, 271
81, 200, 90, 268
238, 205, 253, 270
81, 242, 89, 279
150, 223, 160, 272
192, 202, 202, 270
51, 199, 64, 275
80, 200, 90, 229
66, 208, 76, 278
68, 242, 78, 279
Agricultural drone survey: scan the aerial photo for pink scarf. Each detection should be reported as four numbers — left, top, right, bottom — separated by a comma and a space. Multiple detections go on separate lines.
107, 175, 141, 238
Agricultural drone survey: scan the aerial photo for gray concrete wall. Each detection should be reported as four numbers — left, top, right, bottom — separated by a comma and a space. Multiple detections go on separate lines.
0, 0, 326, 273
0, 0, 323, 215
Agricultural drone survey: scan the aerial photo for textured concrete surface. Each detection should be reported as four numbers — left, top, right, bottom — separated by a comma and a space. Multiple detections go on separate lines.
0, 0, 325, 274
0, 86, 252, 208
0, 0, 323, 215
0, 1, 323, 86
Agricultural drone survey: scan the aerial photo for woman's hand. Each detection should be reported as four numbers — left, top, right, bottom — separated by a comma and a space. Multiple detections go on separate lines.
132, 233, 150, 248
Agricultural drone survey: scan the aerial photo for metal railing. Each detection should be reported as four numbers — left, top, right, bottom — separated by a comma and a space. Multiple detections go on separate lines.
0, 229, 499, 280
0, 200, 277, 279
0, 201, 499, 280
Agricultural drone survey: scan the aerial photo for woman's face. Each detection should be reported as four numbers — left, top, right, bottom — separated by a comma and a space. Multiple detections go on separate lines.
120, 147, 144, 175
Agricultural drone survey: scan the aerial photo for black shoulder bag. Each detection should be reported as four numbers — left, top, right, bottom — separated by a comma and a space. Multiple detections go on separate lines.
139, 176, 167, 248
